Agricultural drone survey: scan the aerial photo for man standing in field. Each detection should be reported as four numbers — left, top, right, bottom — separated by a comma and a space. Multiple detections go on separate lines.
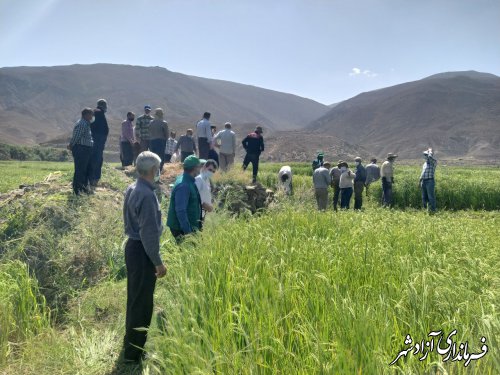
329, 161, 343, 211
197, 112, 213, 160
420, 148, 437, 213
242, 126, 265, 183
68, 108, 94, 195
353, 157, 367, 209
164, 131, 178, 163
120, 112, 135, 167
195, 159, 218, 218
135, 105, 154, 152
381, 153, 398, 207
175, 129, 197, 162
149, 108, 169, 171
339, 162, 356, 209
313, 161, 331, 210
167, 155, 203, 242
123, 151, 166, 362
364, 158, 380, 196
214, 122, 237, 171
89, 99, 109, 188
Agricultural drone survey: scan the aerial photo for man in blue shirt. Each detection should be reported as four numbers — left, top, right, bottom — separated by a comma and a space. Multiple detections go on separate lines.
166, 155, 203, 242
420, 148, 437, 213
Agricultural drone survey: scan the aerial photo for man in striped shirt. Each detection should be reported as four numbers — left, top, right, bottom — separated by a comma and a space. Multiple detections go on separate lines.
164, 131, 178, 163
68, 108, 94, 195
135, 105, 154, 152
420, 148, 437, 213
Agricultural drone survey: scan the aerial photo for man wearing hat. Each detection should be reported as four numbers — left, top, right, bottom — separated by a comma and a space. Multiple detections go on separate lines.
166, 155, 203, 242
353, 157, 367, 209
89, 99, 109, 187
135, 105, 154, 152
329, 160, 343, 211
381, 153, 398, 207
313, 161, 332, 211
420, 148, 437, 213
214, 122, 237, 171
242, 126, 265, 183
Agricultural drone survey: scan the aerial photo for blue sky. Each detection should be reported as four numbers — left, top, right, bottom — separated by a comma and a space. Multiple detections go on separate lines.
1, 0, 499, 104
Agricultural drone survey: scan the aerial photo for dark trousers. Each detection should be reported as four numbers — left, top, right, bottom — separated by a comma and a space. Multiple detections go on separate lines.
124, 239, 157, 360
198, 137, 210, 159
71, 144, 92, 195
340, 187, 353, 209
181, 151, 194, 162
421, 178, 436, 212
132, 142, 141, 166
121, 141, 134, 167
150, 138, 167, 170
354, 181, 365, 209
89, 135, 107, 185
164, 154, 172, 163
243, 153, 260, 180
333, 183, 340, 211
170, 228, 185, 244
139, 139, 150, 153
208, 149, 219, 166
382, 178, 393, 207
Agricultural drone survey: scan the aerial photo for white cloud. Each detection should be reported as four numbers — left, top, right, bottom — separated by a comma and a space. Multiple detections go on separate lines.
349, 67, 378, 78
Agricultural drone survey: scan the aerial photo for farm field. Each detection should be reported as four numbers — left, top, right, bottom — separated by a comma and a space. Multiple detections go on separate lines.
0, 160, 498, 374
0, 161, 73, 193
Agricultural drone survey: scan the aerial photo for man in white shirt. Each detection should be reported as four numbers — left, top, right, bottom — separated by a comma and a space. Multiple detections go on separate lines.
278, 166, 293, 195
195, 159, 218, 216
214, 122, 237, 171
196, 112, 213, 159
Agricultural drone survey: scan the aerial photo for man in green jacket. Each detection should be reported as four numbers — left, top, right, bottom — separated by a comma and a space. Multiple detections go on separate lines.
167, 155, 203, 242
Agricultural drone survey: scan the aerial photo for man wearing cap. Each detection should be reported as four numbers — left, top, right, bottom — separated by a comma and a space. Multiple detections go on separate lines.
381, 153, 398, 207
166, 155, 203, 242
89, 99, 109, 187
214, 122, 237, 171
313, 161, 331, 211
329, 161, 343, 211
196, 112, 213, 160
242, 126, 265, 183
135, 105, 154, 152
353, 157, 367, 209
420, 148, 437, 213
123, 151, 166, 362
364, 158, 381, 197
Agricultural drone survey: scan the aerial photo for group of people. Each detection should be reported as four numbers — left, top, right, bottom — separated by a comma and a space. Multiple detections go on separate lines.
69, 101, 438, 363
122, 151, 220, 362
120, 108, 266, 182
309, 149, 437, 212
67, 100, 109, 194
69, 100, 267, 195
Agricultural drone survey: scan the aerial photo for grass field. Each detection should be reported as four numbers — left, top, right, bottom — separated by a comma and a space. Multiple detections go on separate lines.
0, 161, 73, 193
0, 160, 498, 374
